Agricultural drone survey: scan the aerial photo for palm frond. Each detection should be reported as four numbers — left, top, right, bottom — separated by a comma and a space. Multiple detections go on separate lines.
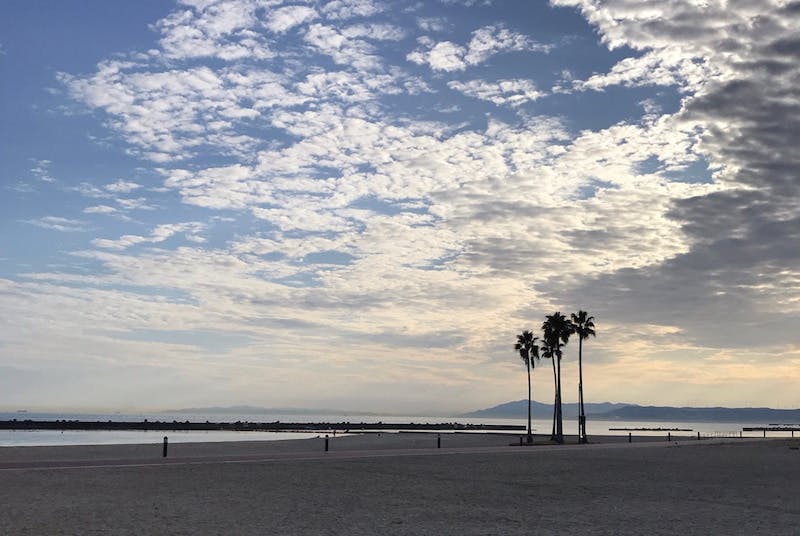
571, 310, 597, 339
514, 330, 539, 367
542, 311, 573, 349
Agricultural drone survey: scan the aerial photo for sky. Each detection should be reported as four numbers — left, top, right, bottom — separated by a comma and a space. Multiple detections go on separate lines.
1, 0, 798, 414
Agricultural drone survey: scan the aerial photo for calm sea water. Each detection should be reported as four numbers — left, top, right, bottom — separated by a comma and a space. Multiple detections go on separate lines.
0, 411, 794, 446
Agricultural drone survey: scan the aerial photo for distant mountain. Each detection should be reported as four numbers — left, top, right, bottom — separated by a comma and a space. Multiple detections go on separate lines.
164, 406, 381, 416
462, 400, 631, 419
594, 405, 800, 423
465, 400, 800, 423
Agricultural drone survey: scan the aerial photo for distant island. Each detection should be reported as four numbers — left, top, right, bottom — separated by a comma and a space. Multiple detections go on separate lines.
463, 400, 800, 423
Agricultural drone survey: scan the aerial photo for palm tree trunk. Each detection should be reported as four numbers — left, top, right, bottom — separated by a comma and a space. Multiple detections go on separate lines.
578, 336, 585, 444
550, 356, 557, 439
527, 361, 533, 443
555, 355, 564, 443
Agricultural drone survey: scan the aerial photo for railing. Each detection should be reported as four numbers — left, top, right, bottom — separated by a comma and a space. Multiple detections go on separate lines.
698, 431, 742, 439
742, 427, 799, 438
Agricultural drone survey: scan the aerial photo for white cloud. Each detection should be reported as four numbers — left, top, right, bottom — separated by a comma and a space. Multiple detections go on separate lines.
73, 182, 110, 198
24, 216, 87, 232
115, 197, 156, 211
448, 78, 545, 106
30, 159, 55, 182
304, 23, 383, 70
573, 50, 711, 92
60, 63, 307, 161
295, 66, 425, 103
321, 0, 385, 20
160, 164, 267, 209
8, 182, 36, 193
156, 0, 273, 60
440, 0, 493, 5
264, 5, 318, 33
408, 39, 466, 71
416, 17, 448, 32
83, 205, 118, 215
463, 24, 547, 65
342, 22, 405, 41
407, 24, 549, 71
92, 222, 206, 250
77, 182, 153, 214
104, 180, 141, 193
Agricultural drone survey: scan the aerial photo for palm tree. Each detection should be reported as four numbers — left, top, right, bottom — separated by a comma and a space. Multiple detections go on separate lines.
514, 330, 539, 444
571, 310, 596, 444
542, 312, 574, 444
539, 340, 558, 440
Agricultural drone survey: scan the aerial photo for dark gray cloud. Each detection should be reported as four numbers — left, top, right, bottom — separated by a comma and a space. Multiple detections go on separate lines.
548, 0, 800, 349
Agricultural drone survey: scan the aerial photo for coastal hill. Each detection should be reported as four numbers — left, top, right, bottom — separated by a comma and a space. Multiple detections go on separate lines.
463, 400, 800, 423
462, 400, 628, 419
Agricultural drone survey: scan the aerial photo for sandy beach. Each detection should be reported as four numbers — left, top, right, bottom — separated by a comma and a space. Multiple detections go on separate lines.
1, 433, 798, 535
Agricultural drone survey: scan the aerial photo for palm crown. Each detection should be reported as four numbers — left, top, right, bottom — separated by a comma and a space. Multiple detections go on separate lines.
514, 330, 539, 366
571, 310, 596, 340
542, 312, 573, 354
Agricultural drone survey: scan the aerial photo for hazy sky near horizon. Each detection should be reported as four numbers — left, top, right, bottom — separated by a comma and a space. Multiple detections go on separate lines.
1, 0, 798, 413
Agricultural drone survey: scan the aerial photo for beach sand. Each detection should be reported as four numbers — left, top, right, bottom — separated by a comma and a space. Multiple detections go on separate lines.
1, 433, 798, 534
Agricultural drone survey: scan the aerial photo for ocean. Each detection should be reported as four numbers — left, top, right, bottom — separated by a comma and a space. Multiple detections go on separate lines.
0, 411, 794, 446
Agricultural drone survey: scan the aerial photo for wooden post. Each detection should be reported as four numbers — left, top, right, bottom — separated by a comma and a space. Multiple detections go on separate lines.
325, 435, 329, 452
162, 436, 168, 458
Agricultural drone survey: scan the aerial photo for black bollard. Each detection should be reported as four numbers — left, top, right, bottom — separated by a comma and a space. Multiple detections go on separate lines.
519, 436, 523, 446
667, 432, 671, 442
628, 432, 632, 443
162, 436, 168, 458
325, 434, 329, 452
437, 433, 441, 449
697, 432, 701, 440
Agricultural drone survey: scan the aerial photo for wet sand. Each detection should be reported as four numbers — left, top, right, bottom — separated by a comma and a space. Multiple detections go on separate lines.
1, 433, 798, 535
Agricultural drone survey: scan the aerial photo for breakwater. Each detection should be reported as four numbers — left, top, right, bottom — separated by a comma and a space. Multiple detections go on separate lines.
0, 420, 524, 433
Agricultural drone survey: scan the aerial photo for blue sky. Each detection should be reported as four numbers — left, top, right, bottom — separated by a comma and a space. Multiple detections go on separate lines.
1, 0, 798, 413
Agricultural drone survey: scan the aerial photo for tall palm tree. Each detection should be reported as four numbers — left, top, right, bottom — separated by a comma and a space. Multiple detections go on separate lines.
571, 310, 596, 444
514, 330, 539, 444
542, 312, 574, 444
539, 340, 558, 440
